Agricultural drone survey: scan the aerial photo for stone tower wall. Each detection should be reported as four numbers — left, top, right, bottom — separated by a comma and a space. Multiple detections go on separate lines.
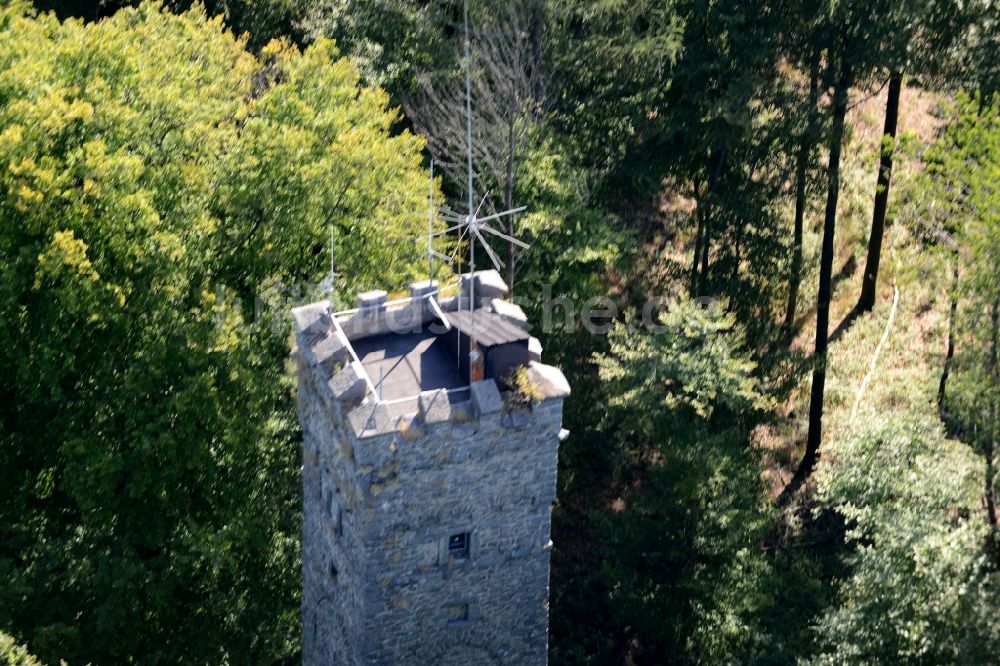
293, 289, 568, 666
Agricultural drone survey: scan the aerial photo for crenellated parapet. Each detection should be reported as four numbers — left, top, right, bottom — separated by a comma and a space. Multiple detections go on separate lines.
294, 270, 568, 666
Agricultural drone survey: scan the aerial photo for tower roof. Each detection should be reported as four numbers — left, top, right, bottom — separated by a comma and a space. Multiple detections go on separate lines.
350, 328, 467, 415
292, 270, 568, 428
445, 309, 530, 348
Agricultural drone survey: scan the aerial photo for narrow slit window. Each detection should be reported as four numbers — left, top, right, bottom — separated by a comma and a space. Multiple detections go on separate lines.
448, 532, 470, 560
446, 603, 469, 627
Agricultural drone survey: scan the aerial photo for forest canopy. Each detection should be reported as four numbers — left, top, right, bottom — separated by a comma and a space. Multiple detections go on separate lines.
1, 0, 999, 664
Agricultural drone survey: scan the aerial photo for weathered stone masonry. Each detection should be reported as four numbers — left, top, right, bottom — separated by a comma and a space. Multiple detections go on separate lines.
293, 271, 569, 665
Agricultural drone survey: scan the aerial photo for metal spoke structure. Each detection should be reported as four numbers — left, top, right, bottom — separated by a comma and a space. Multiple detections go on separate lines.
321, 0, 532, 393
424, 0, 530, 331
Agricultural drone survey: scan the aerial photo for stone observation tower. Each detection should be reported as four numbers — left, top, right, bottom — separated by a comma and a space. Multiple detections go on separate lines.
292, 269, 570, 665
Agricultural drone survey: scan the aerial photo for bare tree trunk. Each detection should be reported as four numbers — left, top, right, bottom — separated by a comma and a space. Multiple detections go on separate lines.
505, 112, 516, 290
697, 148, 727, 294
784, 50, 821, 338
404, 3, 536, 228
986, 298, 999, 535
857, 72, 902, 312
698, 213, 712, 292
938, 261, 959, 413
731, 228, 741, 286
780, 49, 850, 507
690, 203, 706, 295
531, 0, 544, 111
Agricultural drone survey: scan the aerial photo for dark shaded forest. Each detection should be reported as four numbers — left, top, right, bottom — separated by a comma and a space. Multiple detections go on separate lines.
1, 0, 998, 664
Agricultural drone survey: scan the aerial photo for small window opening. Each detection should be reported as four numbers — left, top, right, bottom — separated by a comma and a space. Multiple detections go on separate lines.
446, 603, 469, 627
323, 480, 338, 519
448, 532, 470, 560
329, 562, 338, 583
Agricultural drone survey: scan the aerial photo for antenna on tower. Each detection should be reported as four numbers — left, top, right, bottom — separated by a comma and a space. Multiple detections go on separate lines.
428, 0, 531, 383
427, 159, 435, 282
320, 224, 340, 313
463, 0, 476, 316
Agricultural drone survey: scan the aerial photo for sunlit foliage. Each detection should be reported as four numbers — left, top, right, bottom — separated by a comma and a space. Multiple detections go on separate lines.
0, 3, 430, 663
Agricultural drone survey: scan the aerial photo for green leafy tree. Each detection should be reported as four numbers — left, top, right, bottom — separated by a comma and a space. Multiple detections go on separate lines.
30, 0, 317, 50
784, 0, 992, 500
854, 0, 982, 314
590, 300, 776, 663
914, 92, 1000, 554
552, 0, 801, 347
803, 90, 1000, 665
780, 1, 825, 338
0, 3, 431, 663
299, 0, 460, 95
546, 0, 684, 184
777, 15, 849, 506
810, 418, 1000, 663
0, 632, 46, 666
